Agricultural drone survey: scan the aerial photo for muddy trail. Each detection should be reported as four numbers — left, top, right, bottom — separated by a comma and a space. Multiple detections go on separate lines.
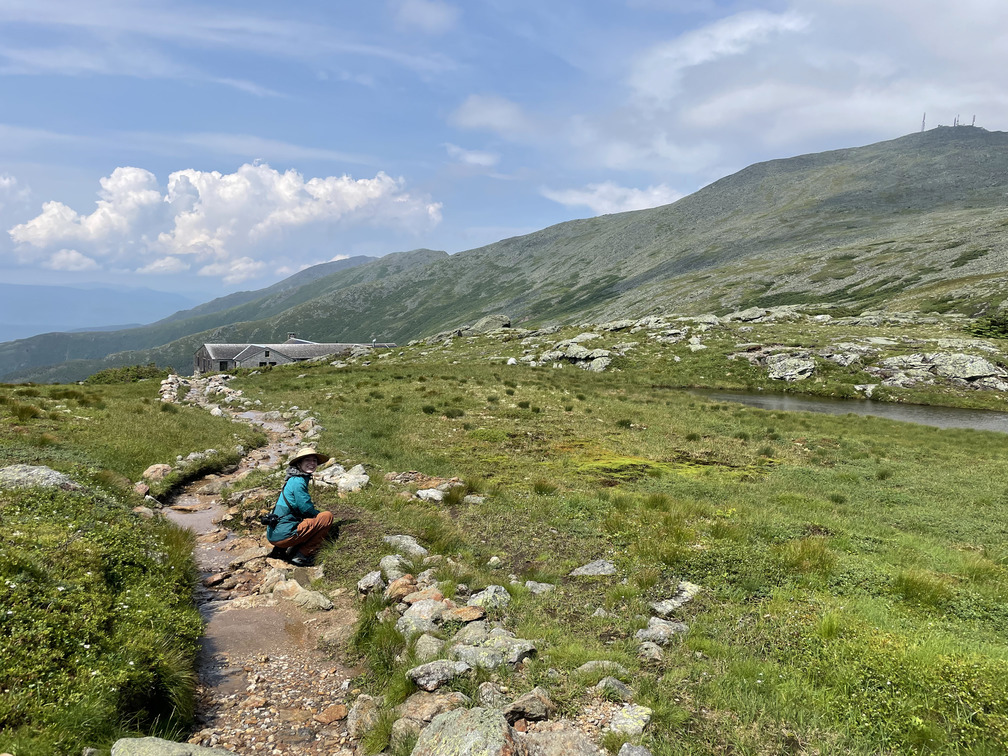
162, 380, 359, 755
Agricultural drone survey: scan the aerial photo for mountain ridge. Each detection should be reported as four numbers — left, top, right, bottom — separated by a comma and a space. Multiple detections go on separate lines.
4, 127, 1008, 382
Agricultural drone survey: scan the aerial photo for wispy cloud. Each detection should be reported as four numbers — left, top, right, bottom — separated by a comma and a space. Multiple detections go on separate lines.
629, 10, 810, 104
393, 0, 461, 35
450, 95, 538, 139
541, 181, 682, 215
445, 143, 499, 167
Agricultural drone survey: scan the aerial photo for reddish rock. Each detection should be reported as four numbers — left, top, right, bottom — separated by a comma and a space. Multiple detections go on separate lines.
443, 605, 486, 623
314, 703, 348, 724
383, 574, 418, 603
141, 463, 173, 482
133, 482, 150, 496
403, 587, 445, 605
203, 572, 229, 587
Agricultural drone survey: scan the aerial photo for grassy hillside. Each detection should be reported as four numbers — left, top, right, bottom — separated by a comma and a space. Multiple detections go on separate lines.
228, 317, 1008, 754
5, 313, 1008, 754
7, 126, 1008, 383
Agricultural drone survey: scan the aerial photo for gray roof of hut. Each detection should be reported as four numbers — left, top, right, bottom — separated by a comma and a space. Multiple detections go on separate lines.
200, 341, 356, 361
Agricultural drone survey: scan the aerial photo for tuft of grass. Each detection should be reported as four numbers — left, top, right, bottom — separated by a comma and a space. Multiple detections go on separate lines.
532, 478, 558, 495
892, 569, 953, 607
11, 402, 43, 421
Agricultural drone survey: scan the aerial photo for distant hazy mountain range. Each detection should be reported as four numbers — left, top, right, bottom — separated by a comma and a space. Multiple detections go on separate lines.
3, 126, 1008, 383
0, 284, 201, 343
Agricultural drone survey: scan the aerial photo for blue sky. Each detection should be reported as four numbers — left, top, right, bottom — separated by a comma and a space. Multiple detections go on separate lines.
1, 0, 1006, 298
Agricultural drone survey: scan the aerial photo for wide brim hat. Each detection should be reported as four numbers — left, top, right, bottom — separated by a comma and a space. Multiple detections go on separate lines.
289, 446, 330, 466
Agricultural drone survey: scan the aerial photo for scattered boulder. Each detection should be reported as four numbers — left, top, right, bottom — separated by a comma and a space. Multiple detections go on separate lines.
635, 617, 688, 645
569, 559, 616, 577
415, 633, 446, 662
503, 686, 556, 724
411, 708, 526, 756
524, 580, 555, 595
346, 695, 381, 739
575, 660, 629, 678
407, 660, 471, 691
141, 463, 173, 482
468, 585, 511, 609
766, 353, 816, 382
357, 570, 385, 596
607, 704, 653, 737
594, 676, 633, 701
396, 599, 448, 637
380, 554, 411, 582
383, 534, 429, 559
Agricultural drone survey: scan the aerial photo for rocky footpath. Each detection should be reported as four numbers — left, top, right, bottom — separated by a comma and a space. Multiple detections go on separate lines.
344, 534, 703, 755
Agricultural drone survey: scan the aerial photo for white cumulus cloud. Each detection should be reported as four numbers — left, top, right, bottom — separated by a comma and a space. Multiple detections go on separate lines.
8, 163, 442, 283
43, 248, 99, 271
541, 181, 682, 215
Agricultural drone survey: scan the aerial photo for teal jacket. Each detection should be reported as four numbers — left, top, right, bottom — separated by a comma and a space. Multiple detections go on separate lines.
267, 474, 319, 543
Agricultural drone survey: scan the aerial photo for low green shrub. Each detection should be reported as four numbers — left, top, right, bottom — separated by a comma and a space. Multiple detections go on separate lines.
85, 363, 169, 385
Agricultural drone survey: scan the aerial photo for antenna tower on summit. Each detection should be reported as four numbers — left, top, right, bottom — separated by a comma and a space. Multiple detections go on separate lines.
921, 112, 926, 132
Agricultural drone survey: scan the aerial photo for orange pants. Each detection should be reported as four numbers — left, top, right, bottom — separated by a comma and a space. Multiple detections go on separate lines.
270, 511, 333, 557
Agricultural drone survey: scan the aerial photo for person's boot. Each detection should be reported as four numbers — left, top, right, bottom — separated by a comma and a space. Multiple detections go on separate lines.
290, 551, 314, 567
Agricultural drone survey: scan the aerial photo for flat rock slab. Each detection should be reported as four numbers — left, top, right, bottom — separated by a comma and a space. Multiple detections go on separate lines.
383, 534, 429, 558
0, 464, 83, 491
650, 581, 702, 616
523, 730, 606, 756
111, 737, 233, 755
569, 559, 616, 577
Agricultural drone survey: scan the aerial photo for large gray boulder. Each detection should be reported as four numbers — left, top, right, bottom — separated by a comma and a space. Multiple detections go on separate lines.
408, 659, 471, 691
411, 707, 527, 756
0, 464, 82, 491
765, 353, 815, 381
927, 352, 1003, 380
466, 315, 512, 335
111, 738, 232, 756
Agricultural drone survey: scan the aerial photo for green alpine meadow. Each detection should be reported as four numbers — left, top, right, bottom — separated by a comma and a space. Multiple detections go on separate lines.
3, 129, 1008, 755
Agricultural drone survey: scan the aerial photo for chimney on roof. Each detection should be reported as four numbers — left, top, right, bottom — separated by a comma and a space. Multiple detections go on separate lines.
287, 332, 296, 340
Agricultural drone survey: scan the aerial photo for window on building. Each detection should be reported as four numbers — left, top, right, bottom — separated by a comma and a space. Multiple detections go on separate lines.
219, 361, 227, 371
264, 350, 270, 357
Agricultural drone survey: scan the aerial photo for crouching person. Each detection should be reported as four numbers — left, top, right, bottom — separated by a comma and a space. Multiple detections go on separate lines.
267, 446, 333, 567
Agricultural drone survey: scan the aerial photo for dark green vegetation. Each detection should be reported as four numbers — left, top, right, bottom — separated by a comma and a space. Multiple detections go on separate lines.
0, 382, 266, 754
235, 326, 1008, 755
84, 363, 169, 385
6, 127, 1008, 383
